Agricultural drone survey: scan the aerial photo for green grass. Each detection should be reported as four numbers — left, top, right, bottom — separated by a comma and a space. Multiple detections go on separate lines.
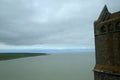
0, 53, 48, 61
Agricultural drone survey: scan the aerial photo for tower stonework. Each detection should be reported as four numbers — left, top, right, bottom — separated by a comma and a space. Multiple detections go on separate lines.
94, 5, 120, 80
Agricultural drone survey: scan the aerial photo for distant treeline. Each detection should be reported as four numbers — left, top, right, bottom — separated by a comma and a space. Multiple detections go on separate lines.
0, 53, 48, 61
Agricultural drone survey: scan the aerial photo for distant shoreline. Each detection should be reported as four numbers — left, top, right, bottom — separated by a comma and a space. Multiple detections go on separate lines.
0, 53, 49, 61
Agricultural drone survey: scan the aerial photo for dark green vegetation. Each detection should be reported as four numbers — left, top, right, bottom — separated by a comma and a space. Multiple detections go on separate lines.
0, 53, 48, 61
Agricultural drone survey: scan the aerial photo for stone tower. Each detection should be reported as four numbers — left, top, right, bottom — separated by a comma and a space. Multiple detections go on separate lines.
94, 5, 120, 80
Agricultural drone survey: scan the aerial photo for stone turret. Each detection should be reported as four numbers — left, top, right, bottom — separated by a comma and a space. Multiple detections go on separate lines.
94, 5, 120, 80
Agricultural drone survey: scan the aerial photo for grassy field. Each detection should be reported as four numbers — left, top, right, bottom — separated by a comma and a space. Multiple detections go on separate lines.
0, 53, 48, 61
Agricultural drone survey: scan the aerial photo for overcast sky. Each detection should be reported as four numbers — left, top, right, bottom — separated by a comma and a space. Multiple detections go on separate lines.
0, 0, 120, 49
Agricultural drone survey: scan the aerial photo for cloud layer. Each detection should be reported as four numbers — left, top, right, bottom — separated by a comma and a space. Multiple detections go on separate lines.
0, 0, 120, 49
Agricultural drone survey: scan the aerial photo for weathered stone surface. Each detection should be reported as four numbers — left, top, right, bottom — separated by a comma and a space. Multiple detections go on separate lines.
94, 5, 120, 80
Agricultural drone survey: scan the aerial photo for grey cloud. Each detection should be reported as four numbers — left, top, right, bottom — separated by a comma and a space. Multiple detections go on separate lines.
0, 0, 120, 48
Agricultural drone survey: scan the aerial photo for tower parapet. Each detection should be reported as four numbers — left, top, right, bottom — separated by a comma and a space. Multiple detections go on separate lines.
94, 5, 120, 80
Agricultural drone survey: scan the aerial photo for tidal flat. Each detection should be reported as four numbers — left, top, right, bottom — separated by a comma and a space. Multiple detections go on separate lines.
0, 52, 95, 80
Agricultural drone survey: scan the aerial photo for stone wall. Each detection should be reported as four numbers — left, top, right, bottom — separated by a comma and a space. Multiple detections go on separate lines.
94, 72, 120, 80
94, 6, 120, 80
95, 18, 120, 66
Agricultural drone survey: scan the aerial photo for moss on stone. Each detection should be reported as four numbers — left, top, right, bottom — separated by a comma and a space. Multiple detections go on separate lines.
94, 64, 120, 73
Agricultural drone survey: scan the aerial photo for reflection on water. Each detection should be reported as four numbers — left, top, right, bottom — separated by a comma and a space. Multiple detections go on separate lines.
0, 52, 95, 80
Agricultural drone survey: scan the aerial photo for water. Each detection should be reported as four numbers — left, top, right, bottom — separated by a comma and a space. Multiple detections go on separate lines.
0, 52, 95, 80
